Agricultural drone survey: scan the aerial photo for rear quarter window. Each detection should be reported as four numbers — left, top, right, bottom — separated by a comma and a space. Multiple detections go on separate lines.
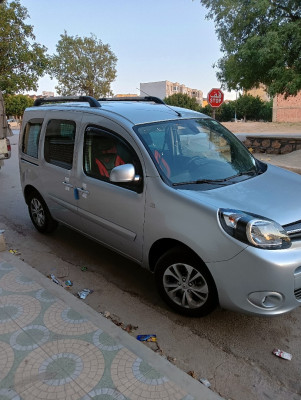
22, 119, 43, 158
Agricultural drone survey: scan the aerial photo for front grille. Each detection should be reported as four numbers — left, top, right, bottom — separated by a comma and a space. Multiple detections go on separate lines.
294, 288, 301, 300
284, 220, 301, 239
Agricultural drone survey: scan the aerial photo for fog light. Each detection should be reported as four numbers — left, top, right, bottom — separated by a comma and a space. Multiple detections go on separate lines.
248, 291, 283, 309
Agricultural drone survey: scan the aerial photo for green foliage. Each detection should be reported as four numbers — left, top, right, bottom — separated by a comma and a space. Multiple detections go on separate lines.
199, 104, 212, 116
0, 0, 49, 94
4, 94, 34, 118
201, 95, 272, 122
200, 0, 301, 97
164, 93, 200, 111
200, 102, 236, 121
50, 32, 117, 98
235, 94, 264, 121
258, 100, 273, 121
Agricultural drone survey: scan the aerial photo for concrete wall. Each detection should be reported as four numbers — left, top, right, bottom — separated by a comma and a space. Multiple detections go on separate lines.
273, 92, 301, 122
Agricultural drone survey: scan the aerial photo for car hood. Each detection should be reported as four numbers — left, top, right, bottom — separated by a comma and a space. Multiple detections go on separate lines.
179, 165, 301, 226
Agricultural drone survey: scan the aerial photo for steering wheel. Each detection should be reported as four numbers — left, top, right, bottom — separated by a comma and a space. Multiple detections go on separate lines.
187, 156, 209, 171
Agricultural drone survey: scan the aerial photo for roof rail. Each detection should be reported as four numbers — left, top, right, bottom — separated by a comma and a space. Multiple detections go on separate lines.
33, 96, 101, 108
98, 96, 165, 105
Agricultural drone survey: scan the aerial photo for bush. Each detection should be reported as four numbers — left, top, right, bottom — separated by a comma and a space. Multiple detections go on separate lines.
164, 93, 200, 111
201, 95, 272, 122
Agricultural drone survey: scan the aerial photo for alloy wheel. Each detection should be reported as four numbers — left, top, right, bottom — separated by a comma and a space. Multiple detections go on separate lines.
30, 198, 45, 228
163, 263, 209, 309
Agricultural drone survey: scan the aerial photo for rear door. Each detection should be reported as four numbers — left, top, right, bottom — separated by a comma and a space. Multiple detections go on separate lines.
40, 110, 83, 229
75, 114, 146, 262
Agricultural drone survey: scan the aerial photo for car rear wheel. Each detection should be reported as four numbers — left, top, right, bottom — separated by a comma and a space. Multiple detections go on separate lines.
155, 247, 218, 317
28, 192, 58, 233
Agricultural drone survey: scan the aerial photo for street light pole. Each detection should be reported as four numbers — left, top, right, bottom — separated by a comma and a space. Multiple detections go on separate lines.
234, 90, 237, 122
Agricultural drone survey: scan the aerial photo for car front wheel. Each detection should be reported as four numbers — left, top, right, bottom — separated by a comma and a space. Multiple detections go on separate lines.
155, 247, 218, 317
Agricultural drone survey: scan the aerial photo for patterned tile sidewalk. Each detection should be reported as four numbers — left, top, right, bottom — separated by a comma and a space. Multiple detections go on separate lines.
0, 254, 221, 400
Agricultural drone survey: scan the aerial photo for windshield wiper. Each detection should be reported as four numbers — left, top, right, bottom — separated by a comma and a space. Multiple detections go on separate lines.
173, 179, 229, 186
172, 169, 257, 187
219, 169, 257, 182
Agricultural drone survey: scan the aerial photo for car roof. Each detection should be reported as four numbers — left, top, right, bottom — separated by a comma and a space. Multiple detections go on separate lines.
98, 101, 206, 125
26, 98, 209, 126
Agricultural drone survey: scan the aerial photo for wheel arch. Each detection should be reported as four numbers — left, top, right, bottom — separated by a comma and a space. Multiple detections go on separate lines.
24, 185, 41, 205
149, 238, 206, 272
153, 243, 219, 316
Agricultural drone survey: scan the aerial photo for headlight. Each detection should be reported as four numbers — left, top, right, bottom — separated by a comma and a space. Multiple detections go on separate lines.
219, 209, 291, 249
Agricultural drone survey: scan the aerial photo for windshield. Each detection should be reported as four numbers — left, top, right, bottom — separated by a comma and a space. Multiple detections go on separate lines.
134, 118, 259, 186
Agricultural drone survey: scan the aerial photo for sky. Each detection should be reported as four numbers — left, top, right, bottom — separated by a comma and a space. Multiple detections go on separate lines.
20, 0, 237, 100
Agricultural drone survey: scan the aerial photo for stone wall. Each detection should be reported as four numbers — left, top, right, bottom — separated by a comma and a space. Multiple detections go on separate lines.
244, 136, 301, 154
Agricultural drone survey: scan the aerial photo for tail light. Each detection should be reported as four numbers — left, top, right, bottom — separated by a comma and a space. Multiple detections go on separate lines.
6, 138, 11, 152
0, 138, 11, 160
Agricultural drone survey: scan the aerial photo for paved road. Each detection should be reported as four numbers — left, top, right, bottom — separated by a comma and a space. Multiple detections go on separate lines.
1, 133, 301, 400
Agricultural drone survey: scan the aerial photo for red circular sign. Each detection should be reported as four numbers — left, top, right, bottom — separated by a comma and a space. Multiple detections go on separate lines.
208, 88, 224, 108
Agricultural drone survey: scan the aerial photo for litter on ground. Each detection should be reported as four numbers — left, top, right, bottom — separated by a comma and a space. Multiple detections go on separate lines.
272, 348, 292, 360
78, 289, 93, 299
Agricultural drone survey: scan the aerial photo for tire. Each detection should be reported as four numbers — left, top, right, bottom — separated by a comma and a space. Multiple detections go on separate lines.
155, 247, 218, 317
28, 192, 58, 233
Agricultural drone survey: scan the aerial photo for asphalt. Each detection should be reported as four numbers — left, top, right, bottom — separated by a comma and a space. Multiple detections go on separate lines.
0, 249, 222, 400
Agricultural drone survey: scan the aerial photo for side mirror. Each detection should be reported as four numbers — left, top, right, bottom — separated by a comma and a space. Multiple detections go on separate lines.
110, 164, 141, 183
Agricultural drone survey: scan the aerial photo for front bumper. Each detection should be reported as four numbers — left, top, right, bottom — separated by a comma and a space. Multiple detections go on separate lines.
209, 240, 301, 315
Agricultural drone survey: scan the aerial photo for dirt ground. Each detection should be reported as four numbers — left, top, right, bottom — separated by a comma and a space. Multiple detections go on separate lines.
222, 121, 301, 134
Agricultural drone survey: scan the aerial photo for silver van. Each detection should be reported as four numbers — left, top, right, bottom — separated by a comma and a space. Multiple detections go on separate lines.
19, 96, 301, 317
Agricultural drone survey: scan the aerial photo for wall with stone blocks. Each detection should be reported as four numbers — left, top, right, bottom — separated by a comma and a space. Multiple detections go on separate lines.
244, 137, 301, 154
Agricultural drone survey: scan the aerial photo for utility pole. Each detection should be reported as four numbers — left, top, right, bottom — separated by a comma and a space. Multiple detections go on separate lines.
0, 91, 10, 139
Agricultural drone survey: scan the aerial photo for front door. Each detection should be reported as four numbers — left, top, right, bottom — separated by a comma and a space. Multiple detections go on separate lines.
75, 118, 146, 262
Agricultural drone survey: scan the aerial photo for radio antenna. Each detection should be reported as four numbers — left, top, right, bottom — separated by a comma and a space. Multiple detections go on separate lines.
137, 87, 182, 117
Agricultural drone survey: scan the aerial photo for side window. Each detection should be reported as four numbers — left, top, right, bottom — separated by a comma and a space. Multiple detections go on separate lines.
22, 119, 43, 158
44, 119, 76, 169
83, 127, 142, 191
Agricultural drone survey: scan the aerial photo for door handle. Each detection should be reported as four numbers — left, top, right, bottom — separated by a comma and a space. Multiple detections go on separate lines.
76, 187, 90, 195
62, 181, 74, 188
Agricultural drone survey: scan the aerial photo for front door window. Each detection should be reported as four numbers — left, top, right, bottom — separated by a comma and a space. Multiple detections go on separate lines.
83, 126, 143, 192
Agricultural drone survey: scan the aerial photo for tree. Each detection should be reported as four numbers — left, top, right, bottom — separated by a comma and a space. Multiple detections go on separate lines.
0, 0, 49, 94
4, 94, 34, 119
236, 94, 264, 121
199, 104, 212, 116
200, 0, 301, 97
201, 101, 236, 121
200, 97, 272, 121
164, 93, 200, 111
217, 101, 237, 122
258, 99, 273, 121
50, 32, 117, 98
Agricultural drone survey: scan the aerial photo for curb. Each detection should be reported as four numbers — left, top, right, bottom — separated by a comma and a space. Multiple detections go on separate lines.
275, 165, 301, 175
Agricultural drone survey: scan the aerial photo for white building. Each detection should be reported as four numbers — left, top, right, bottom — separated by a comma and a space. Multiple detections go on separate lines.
140, 80, 203, 105
42, 91, 55, 97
